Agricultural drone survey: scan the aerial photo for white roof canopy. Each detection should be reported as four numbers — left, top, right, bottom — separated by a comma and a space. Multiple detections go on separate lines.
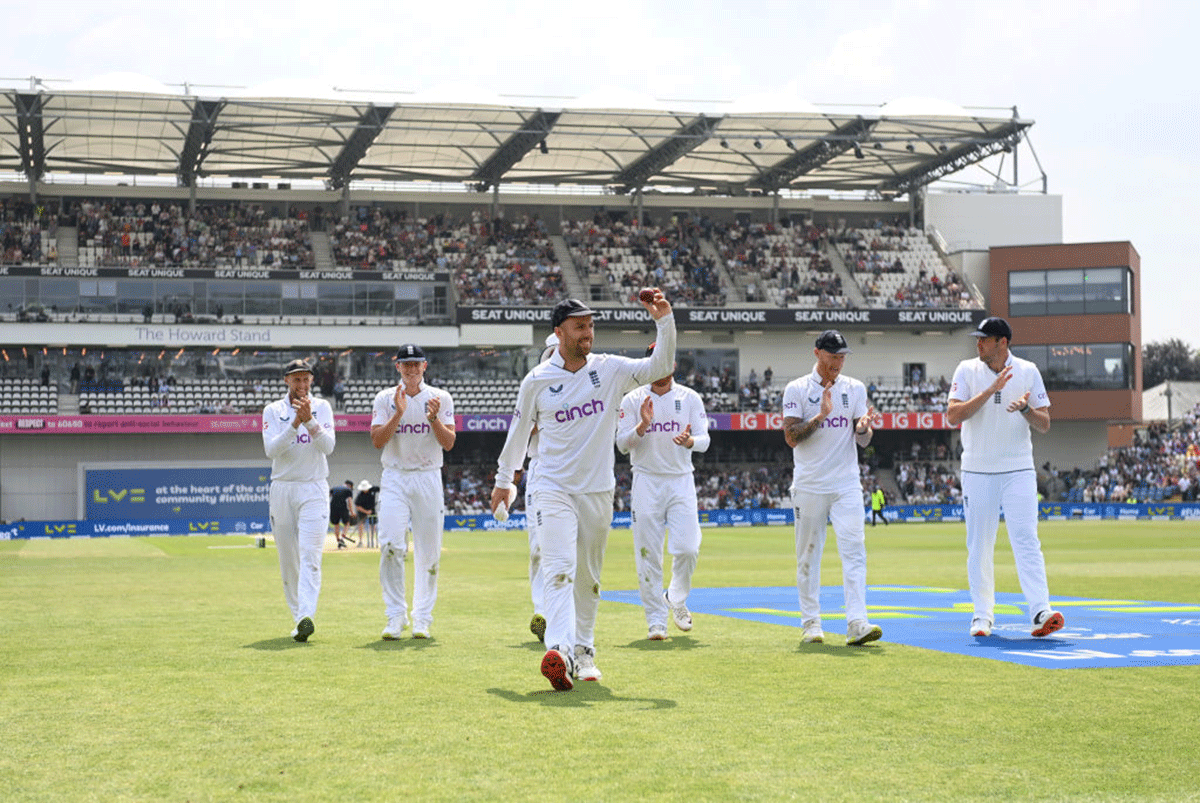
1, 88, 1031, 196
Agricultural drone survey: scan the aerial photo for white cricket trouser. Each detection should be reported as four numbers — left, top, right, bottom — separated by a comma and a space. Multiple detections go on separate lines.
792, 486, 869, 624
532, 487, 613, 653
631, 472, 702, 628
378, 468, 444, 630
526, 486, 544, 615
962, 470, 1049, 625
269, 479, 328, 623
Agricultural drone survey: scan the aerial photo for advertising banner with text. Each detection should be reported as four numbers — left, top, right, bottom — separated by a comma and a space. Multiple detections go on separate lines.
84, 465, 271, 520
457, 305, 987, 329
0, 265, 448, 282
1, 411, 957, 435
3, 503, 1195, 540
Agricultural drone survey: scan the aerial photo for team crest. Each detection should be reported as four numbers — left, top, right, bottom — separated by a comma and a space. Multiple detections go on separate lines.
589, 370, 600, 387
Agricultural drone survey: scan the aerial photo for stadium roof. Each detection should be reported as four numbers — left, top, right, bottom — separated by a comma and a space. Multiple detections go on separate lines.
0, 84, 1032, 197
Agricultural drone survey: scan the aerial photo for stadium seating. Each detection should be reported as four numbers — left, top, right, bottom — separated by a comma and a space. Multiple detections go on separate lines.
74, 200, 313, 269
563, 215, 724, 306
832, 225, 979, 309
711, 221, 850, 308
0, 378, 58, 414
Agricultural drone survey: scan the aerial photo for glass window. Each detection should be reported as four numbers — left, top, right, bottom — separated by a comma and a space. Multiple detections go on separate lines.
206, 281, 244, 317
1045, 269, 1085, 314
0, 277, 28, 311
38, 278, 78, 312
1086, 343, 1131, 389
115, 280, 154, 314
317, 282, 354, 316
77, 279, 117, 314
281, 282, 317, 316
1046, 344, 1089, 388
244, 281, 279, 316
1014, 343, 1133, 390
1082, 267, 1128, 314
1009, 267, 1131, 316
355, 282, 394, 316
1010, 345, 1048, 376
156, 280, 197, 317
1008, 271, 1045, 316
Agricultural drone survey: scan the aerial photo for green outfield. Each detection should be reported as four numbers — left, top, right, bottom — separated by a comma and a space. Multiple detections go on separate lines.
2, 521, 1198, 802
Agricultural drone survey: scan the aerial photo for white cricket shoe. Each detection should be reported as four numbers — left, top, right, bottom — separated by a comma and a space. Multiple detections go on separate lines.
801, 619, 825, 644
574, 645, 602, 681
970, 617, 992, 637
648, 624, 668, 641
1031, 610, 1065, 638
381, 618, 405, 640
665, 590, 693, 632
845, 619, 883, 646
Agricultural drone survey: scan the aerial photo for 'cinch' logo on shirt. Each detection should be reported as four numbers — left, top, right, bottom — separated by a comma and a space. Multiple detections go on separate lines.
555, 399, 604, 423
397, 422, 431, 434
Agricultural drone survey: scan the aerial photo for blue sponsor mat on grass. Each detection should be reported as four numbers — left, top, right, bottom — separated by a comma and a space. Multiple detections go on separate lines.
601, 585, 1200, 669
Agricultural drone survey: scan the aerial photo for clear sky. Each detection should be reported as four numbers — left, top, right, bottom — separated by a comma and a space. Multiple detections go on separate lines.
3, 0, 1194, 343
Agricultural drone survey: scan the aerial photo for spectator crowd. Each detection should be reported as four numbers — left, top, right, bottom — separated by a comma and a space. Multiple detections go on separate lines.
75, 200, 313, 269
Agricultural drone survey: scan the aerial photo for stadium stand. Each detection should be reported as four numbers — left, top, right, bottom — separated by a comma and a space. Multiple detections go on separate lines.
563, 213, 725, 306
74, 200, 313, 269
832, 223, 981, 309
0, 199, 55, 265
0, 378, 59, 415
711, 220, 850, 308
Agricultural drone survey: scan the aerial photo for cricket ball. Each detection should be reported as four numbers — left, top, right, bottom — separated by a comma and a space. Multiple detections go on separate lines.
639, 288, 656, 304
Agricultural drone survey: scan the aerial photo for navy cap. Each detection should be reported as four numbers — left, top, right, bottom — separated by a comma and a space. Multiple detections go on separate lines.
394, 344, 427, 362
551, 298, 595, 329
970, 317, 1013, 341
815, 330, 852, 354
283, 359, 313, 376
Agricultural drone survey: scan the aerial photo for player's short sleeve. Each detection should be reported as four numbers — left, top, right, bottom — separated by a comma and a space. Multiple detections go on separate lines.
438, 389, 455, 423
371, 390, 391, 427
852, 381, 868, 419
1027, 365, 1051, 409
781, 381, 802, 419
948, 362, 972, 403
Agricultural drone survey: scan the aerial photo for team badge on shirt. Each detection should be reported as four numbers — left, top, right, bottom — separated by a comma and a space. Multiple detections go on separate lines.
674, 398, 681, 412
841, 392, 849, 408
589, 370, 600, 387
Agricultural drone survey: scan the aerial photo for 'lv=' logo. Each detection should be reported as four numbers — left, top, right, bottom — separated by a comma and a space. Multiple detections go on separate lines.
93, 488, 146, 503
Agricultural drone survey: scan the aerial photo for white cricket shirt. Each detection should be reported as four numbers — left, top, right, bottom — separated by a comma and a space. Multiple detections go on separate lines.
371, 381, 455, 471
616, 382, 711, 476
496, 316, 677, 495
262, 395, 336, 481
949, 353, 1050, 474
525, 428, 542, 486
782, 367, 868, 494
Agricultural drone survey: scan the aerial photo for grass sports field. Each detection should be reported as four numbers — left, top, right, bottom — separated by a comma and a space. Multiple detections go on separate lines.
2, 520, 1198, 802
